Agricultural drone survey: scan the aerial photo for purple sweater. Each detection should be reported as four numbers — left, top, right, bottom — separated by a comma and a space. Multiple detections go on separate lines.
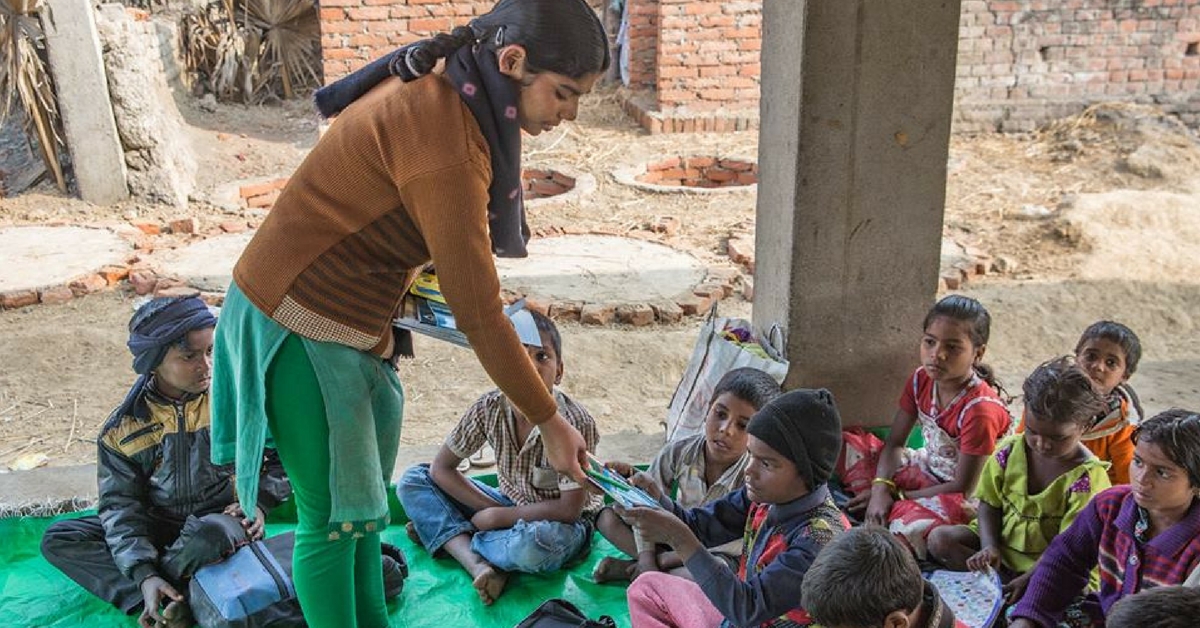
1011, 485, 1200, 627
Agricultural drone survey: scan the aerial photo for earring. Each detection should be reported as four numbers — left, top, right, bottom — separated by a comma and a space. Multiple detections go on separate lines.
494, 25, 505, 47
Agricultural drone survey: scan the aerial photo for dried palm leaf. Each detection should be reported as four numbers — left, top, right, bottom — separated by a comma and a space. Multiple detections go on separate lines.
0, 0, 65, 191
243, 0, 320, 101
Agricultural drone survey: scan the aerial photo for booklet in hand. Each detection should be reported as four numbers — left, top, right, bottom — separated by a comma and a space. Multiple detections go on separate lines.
584, 454, 661, 509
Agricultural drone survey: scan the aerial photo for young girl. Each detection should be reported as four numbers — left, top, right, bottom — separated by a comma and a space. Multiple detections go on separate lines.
593, 367, 782, 583
1073, 321, 1143, 485
1010, 409, 1200, 628
926, 357, 1112, 606
845, 295, 1012, 557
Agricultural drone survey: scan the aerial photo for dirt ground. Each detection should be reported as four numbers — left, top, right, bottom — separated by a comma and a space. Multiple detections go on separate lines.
2, 87, 1199, 471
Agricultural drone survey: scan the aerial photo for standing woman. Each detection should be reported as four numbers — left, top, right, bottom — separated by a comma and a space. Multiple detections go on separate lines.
210, 2, 609, 626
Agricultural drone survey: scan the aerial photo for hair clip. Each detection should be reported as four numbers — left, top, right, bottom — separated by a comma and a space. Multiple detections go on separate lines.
494, 25, 506, 47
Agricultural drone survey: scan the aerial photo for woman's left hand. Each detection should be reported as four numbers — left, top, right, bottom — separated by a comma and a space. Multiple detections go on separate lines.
225, 502, 267, 541
538, 413, 588, 484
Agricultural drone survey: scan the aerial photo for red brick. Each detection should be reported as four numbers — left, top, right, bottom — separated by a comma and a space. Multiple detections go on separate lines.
0, 289, 39, 309
719, 159, 755, 172
130, 220, 160, 235
651, 301, 683, 324
39, 285, 74, 305
580, 303, 615, 325
705, 168, 737, 183
676, 293, 713, 317
319, 8, 344, 20
128, 270, 158, 296
408, 17, 453, 31
220, 221, 250, 234
169, 217, 199, 234
548, 300, 582, 322
69, 274, 109, 296
247, 190, 281, 208
615, 304, 655, 326
347, 6, 390, 20
99, 265, 130, 285
239, 181, 278, 198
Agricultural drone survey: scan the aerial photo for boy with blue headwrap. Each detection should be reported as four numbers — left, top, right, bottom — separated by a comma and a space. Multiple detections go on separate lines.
40, 295, 292, 628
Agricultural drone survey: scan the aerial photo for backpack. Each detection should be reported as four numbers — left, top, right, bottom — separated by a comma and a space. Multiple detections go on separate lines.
514, 599, 617, 628
189, 532, 305, 627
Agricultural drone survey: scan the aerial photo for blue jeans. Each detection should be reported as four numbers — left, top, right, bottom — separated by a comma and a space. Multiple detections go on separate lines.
396, 464, 591, 573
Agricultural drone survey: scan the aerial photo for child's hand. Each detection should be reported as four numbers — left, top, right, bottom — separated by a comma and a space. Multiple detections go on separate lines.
1003, 571, 1032, 605
966, 545, 1001, 572
604, 461, 636, 478
628, 472, 663, 500
616, 505, 696, 556
864, 489, 895, 526
845, 490, 872, 514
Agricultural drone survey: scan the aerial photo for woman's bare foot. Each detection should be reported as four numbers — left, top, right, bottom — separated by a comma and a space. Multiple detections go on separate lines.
471, 566, 508, 605
592, 556, 636, 583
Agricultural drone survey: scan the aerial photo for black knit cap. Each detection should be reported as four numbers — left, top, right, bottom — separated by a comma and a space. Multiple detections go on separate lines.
746, 388, 843, 488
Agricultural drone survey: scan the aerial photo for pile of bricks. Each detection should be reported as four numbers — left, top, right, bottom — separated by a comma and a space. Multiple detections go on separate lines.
635, 156, 757, 188
522, 168, 576, 200
239, 178, 289, 210
500, 265, 745, 327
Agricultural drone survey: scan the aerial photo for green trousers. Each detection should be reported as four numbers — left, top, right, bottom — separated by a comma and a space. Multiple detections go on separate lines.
266, 335, 390, 628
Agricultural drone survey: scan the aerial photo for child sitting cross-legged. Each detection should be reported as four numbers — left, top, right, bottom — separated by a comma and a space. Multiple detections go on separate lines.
844, 295, 1013, 558
396, 309, 600, 606
1071, 320, 1144, 485
593, 367, 782, 583
1009, 408, 1200, 628
622, 389, 850, 627
802, 526, 969, 628
927, 356, 1113, 607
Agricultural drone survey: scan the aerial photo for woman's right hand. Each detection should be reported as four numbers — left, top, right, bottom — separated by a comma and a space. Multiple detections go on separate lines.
538, 412, 588, 485
864, 488, 895, 526
966, 545, 1001, 572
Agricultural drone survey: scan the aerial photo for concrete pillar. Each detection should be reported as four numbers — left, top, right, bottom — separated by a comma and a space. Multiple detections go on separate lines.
41, 0, 128, 205
753, 0, 962, 426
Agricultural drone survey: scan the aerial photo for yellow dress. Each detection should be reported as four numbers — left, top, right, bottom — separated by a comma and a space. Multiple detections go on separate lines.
972, 434, 1111, 574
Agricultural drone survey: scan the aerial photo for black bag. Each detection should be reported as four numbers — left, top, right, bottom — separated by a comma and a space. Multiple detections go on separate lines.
189, 532, 305, 627
514, 599, 617, 628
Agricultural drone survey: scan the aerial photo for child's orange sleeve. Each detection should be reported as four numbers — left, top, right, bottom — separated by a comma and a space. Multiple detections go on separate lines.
1087, 425, 1134, 485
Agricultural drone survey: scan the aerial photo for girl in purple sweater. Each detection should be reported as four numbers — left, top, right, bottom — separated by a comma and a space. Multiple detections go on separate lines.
1010, 409, 1200, 628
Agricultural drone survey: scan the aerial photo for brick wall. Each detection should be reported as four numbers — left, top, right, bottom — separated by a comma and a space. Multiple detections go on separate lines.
955, 0, 1200, 132
321, 1, 1200, 133
320, 0, 605, 82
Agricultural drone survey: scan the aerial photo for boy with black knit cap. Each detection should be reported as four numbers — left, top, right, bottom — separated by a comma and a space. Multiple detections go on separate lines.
622, 389, 851, 627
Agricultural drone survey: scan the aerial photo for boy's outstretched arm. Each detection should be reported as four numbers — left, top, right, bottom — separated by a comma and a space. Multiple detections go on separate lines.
428, 444, 504, 513
471, 488, 588, 530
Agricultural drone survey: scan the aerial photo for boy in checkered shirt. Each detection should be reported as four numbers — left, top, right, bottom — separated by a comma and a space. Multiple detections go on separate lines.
397, 309, 600, 606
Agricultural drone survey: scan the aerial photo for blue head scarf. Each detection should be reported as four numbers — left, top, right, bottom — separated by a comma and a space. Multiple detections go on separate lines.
115, 295, 217, 418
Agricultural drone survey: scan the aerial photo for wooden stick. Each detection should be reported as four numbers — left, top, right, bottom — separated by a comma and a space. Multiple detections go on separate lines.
63, 399, 78, 454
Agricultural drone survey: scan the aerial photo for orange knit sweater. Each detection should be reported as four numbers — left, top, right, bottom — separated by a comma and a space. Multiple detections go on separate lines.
234, 73, 557, 425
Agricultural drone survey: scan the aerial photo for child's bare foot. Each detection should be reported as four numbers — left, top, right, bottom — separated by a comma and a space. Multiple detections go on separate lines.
592, 556, 636, 583
471, 566, 508, 605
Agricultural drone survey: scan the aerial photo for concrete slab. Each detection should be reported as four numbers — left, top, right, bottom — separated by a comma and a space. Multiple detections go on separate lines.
153, 231, 254, 291
0, 430, 668, 517
495, 235, 707, 303
0, 226, 130, 292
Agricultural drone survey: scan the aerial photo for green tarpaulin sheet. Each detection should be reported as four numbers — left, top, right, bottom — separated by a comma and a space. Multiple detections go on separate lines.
0, 486, 634, 628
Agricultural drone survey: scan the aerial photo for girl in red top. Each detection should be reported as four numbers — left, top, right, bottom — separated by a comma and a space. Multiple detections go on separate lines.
845, 295, 1012, 557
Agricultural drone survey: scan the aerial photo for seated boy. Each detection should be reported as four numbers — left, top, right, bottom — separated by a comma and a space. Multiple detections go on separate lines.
40, 295, 291, 628
802, 526, 968, 628
594, 367, 782, 583
622, 389, 851, 627
1107, 586, 1200, 628
397, 309, 600, 606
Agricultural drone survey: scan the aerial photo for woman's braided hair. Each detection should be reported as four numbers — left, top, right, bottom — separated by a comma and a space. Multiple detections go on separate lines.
395, 0, 609, 80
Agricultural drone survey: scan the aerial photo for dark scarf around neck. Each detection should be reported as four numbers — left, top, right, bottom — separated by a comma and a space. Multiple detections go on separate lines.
315, 42, 529, 258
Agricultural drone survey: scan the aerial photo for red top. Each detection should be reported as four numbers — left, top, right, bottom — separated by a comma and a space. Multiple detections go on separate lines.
899, 368, 1011, 457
